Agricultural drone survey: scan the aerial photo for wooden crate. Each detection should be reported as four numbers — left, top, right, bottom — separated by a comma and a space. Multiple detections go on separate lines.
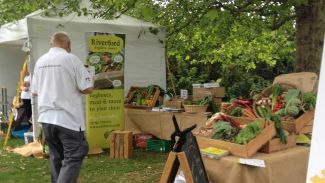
124, 86, 160, 109
229, 116, 298, 153
259, 134, 296, 153
228, 111, 314, 136
110, 131, 133, 159
282, 110, 315, 134
196, 120, 276, 158
193, 87, 225, 99
299, 120, 313, 134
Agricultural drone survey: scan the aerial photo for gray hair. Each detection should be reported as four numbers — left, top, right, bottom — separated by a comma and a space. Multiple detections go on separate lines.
50, 31, 70, 45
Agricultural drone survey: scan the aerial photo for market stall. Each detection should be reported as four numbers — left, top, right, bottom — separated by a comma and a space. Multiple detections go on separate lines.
190, 72, 317, 183
203, 146, 309, 183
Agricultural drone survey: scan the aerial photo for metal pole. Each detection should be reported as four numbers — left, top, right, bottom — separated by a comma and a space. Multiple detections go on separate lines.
4, 88, 7, 120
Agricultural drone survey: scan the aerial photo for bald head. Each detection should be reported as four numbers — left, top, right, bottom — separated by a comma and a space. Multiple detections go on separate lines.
50, 31, 71, 52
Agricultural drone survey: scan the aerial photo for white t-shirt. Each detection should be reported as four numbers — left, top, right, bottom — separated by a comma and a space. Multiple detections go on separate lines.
21, 75, 32, 99
31, 47, 93, 131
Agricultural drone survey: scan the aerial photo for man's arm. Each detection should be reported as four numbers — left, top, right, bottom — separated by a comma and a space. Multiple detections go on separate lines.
81, 87, 94, 95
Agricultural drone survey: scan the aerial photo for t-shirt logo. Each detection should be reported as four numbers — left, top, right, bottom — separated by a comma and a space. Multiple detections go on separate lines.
85, 77, 91, 82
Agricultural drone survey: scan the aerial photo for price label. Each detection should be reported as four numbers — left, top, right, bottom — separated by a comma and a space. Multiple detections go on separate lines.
180, 89, 188, 99
239, 158, 266, 168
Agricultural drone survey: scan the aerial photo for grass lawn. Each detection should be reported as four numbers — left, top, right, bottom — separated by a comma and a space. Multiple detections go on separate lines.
0, 138, 168, 183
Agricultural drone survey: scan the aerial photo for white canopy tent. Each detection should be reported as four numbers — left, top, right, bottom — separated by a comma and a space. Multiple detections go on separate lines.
0, 10, 166, 97
0, 9, 166, 140
0, 18, 28, 102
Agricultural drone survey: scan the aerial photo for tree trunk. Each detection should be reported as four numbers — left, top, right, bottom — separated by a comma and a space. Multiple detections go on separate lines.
295, 0, 325, 75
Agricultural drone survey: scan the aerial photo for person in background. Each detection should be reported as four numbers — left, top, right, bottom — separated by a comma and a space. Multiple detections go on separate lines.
11, 68, 32, 131
20, 69, 32, 127
31, 31, 93, 183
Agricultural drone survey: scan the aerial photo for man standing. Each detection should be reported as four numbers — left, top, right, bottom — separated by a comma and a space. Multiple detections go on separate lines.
32, 31, 93, 183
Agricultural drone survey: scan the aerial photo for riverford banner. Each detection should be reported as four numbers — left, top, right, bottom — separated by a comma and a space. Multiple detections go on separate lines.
85, 32, 125, 150
306, 37, 325, 183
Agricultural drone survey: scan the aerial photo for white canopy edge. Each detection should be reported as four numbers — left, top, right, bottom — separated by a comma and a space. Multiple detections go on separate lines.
0, 8, 158, 45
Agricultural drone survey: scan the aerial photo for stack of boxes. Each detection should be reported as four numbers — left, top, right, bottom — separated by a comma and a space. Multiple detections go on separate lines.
192, 83, 225, 109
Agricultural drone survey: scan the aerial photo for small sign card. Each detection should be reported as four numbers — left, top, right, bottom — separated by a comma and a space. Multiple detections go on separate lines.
180, 89, 188, 99
239, 158, 266, 168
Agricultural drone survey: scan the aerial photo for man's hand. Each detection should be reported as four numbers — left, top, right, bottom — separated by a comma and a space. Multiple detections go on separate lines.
81, 87, 94, 95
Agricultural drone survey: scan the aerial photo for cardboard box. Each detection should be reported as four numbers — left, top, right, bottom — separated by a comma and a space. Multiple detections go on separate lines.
259, 134, 296, 153
213, 97, 222, 103
196, 120, 276, 158
164, 99, 183, 109
193, 87, 225, 99
192, 83, 202, 88
282, 110, 315, 134
203, 83, 219, 88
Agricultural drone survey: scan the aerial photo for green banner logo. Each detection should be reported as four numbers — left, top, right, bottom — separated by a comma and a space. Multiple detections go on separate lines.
88, 35, 124, 53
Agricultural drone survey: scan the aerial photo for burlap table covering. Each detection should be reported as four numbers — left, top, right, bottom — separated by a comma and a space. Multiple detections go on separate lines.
124, 108, 209, 140
203, 146, 309, 183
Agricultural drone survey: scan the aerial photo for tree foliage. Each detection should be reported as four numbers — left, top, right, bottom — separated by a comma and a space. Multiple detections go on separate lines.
1, 0, 323, 99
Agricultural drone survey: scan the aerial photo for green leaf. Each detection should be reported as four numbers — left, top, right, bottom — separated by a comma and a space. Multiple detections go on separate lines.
142, 7, 154, 19
206, 9, 219, 20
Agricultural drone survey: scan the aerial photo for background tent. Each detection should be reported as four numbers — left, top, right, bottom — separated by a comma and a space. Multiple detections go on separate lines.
0, 10, 166, 97
0, 9, 166, 140
0, 18, 28, 103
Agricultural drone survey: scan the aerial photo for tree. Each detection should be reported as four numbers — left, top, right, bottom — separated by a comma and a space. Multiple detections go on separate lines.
1, 0, 324, 97
295, 0, 325, 74
1, 1, 323, 74
85, 0, 324, 74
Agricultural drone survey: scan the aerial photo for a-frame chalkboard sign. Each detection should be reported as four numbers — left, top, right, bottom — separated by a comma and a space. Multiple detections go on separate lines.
160, 115, 209, 183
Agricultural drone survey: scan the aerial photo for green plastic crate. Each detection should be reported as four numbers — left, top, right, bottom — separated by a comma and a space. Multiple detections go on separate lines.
146, 139, 173, 152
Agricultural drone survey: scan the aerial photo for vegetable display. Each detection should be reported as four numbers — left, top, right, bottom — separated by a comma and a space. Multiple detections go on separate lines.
302, 92, 317, 111
224, 98, 257, 118
270, 115, 287, 144
253, 84, 316, 144
254, 85, 312, 120
211, 121, 239, 141
235, 121, 262, 144
198, 113, 263, 145
125, 85, 160, 107
185, 96, 211, 106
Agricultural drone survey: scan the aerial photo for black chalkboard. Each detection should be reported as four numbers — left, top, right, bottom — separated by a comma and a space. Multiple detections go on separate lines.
181, 132, 209, 183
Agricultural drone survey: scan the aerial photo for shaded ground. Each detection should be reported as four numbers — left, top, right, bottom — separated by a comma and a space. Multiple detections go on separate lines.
0, 138, 168, 183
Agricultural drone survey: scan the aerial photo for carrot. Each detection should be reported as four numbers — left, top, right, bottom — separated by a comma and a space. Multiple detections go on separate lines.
242, 108, 257, 118
220, 113, 240, 128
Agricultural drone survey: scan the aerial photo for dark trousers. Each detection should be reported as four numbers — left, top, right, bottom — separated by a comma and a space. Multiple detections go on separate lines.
13, 99, 32, 130
41, 123, 89, 183
22, 99, 32, 120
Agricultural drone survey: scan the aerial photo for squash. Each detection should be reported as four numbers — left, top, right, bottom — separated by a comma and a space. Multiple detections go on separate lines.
285, 105, 299, 117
